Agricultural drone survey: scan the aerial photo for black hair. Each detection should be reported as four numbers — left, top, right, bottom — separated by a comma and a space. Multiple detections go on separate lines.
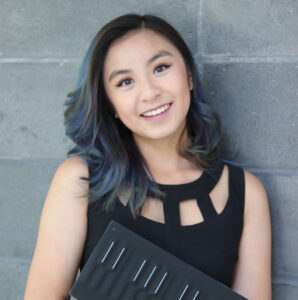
63, 13, 225, 219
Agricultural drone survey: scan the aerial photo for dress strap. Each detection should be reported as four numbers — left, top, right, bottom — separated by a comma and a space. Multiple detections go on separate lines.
227, 163, 245, 215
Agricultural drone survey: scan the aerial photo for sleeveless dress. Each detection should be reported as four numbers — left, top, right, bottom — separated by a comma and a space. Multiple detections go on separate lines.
79, 159, 245, 288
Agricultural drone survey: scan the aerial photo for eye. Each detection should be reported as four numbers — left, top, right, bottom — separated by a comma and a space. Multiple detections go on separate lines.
154, 64, 171, 73
115, 64, 171, 88
115, 78, 132, 88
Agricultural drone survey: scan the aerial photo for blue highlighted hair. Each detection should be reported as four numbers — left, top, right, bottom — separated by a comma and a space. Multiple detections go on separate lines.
63, 13, 227, 219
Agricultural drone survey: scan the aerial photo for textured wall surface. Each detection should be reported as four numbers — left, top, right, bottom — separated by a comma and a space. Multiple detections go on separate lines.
0, 1, 297, 299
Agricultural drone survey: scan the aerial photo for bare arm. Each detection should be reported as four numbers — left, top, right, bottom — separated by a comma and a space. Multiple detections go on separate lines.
24, 156, 89, 300
231, 170, 272, 299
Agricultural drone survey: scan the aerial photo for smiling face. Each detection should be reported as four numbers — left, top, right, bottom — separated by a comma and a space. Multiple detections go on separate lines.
103, 29, 193, 144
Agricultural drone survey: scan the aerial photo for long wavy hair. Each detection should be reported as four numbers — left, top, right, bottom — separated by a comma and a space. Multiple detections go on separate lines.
63, 13, 226, 219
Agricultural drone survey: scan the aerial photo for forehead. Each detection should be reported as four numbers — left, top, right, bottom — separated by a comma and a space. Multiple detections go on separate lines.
103, 29, 180, 71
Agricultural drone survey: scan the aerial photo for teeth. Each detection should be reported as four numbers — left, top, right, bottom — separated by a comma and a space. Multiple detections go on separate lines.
141, 104, 170, 117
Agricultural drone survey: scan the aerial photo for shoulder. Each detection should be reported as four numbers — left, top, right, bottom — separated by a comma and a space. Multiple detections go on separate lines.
56, 156, 89, 180
224, 162, 268, 217
224, 162, 270, 229
44, 155, 90, 216
47, 156, 90, 209
243, 169, 269, 220
55, 156, 89, 190
243, 169, 266, 195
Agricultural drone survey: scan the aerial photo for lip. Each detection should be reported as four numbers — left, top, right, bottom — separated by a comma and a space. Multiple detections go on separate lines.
140, 102, 172, 115
140, 102, 172, 121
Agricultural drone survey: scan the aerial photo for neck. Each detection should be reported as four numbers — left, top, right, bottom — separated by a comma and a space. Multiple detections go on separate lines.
133, 121, 194, 178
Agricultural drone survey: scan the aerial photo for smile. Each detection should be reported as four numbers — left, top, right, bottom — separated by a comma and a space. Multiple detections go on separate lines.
141, 103, 172, 117
140, 103, 172, 120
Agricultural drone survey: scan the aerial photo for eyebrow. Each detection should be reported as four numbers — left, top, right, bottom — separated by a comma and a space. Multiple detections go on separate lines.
108, 50, 173, 82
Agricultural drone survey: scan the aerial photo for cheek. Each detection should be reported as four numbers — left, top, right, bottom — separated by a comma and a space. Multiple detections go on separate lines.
111, 97, 137, 123
169, 78, 190, 104
167, 67, 189, 95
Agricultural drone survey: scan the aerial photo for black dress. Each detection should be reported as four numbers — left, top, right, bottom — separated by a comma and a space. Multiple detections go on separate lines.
79, 159, 245, 288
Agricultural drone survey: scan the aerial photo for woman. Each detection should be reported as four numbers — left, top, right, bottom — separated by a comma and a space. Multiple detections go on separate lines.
24, 13, 272, 299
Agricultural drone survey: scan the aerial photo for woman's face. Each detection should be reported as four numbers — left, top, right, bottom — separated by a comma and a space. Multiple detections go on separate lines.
103, 29, 193, 143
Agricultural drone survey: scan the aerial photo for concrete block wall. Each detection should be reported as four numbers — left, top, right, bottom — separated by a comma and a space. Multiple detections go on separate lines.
0, 1, 297, 299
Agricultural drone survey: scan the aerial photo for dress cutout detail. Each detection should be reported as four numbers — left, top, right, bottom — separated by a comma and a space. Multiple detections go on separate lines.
154, 160, 224, 234
79, 159, 245, 288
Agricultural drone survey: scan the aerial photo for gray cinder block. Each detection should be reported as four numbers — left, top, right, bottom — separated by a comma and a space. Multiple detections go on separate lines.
0, 0, 198, 58
0, 63, 79, 159
200, 62, 298, 168
202, 1, 298, 55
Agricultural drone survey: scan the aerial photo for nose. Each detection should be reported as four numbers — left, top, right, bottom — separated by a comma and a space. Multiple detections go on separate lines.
139, 75, 162, 102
